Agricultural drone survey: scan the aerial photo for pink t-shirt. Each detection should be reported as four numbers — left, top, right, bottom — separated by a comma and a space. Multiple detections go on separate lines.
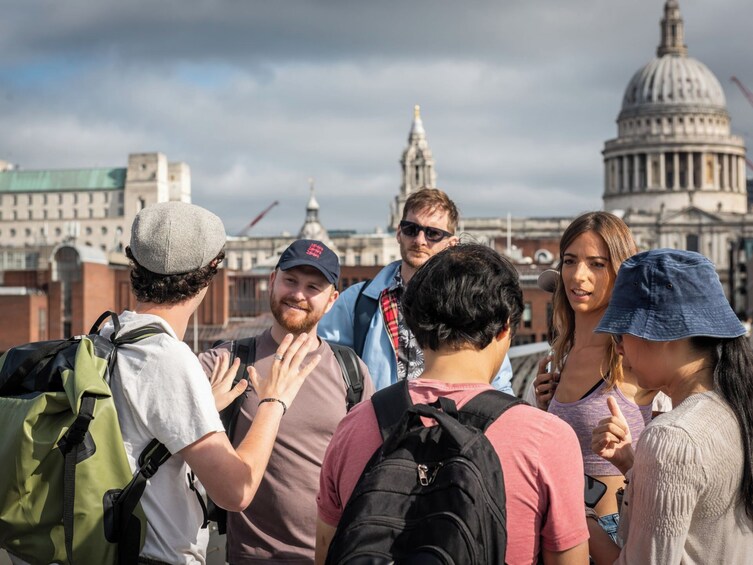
318, 379, 589, 565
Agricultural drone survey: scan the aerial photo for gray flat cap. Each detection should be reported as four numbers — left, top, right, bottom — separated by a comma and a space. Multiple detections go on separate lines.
129, 202, 226, 275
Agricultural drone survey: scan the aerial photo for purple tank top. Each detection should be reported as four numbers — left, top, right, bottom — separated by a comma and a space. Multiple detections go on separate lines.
548, 380, 652, 476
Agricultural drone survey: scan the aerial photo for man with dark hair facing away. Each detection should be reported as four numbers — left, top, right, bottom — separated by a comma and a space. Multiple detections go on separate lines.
318, 188, 514, 393
315, 244, 589, 564
200, 239, 373, 564
101, 202, 319, 565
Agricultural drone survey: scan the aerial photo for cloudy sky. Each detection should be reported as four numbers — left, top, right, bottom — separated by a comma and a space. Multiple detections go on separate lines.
1, 0, 751, 235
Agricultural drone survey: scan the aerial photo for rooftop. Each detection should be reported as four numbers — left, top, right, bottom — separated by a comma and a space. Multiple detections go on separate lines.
0, 167, 126, 193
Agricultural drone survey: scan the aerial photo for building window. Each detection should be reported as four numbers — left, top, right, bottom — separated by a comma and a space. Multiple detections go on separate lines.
73, 193, 78, 204
89, 208, 94, 218
43, 194, 48, 205
59, 193, 63, 204
28, 194, 32, 205
58, 209, 63, 219
88, 193, 94, 203
101, 226, 108, 235
523, 302, 532, 329
55, 227, 62, 236
104, 192, 110, 203
43, 210, 48, 219
25, 228, 31, 236
27, 210, 32, 219
73, 209, 78, 219
85, 226, 93, 235
686, 234, 699, 252
10, 228, 16, 237
12, 195, 17, 206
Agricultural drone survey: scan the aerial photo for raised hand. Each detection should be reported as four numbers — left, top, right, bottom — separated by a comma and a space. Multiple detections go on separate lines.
591, 396, 635, 475
249, 333, 321, 410
533, 355, 560, 410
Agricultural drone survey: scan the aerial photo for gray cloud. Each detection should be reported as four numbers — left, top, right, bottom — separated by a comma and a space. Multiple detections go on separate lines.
0, 0, 750, 235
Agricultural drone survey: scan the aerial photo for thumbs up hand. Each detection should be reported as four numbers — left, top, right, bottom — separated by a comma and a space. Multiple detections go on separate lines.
591, 396, 635, 475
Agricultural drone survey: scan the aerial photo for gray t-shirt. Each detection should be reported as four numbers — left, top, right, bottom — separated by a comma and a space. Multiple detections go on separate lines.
200, 329, 373, 563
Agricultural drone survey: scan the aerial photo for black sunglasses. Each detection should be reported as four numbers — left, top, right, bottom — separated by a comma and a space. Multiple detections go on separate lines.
399, 220, 454, 243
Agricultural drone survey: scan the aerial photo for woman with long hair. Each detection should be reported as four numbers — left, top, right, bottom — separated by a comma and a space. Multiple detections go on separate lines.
588, 249, 753, 563
531, 211, 659, 540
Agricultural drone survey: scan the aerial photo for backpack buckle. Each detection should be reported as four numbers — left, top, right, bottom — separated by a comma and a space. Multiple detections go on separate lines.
137, 439, 171, 479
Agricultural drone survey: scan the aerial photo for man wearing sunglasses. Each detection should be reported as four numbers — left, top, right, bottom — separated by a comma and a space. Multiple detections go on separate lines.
319, 188, 514, 394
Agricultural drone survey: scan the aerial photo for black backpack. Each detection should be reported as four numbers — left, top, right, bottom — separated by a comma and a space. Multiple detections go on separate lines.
325, 380, 524, 565
208, 336, 365, 532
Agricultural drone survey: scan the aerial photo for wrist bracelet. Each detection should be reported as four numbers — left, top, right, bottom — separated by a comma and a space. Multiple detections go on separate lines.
258, 397, 287, 416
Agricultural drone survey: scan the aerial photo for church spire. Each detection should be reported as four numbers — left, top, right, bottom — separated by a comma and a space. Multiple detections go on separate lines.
657, 0, 688, 57
390, 105, 437, 230
306, 177, 319, 216
409, 105, 425, 138
298, 178, 329, 241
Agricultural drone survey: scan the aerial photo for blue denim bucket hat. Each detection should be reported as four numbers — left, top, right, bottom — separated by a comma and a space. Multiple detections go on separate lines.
595, 249, 745, 341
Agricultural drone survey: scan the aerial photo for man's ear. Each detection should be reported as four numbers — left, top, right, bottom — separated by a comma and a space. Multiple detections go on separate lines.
495, 320, 512, 342
323, 287, 339, 315
269, 269, 278, 286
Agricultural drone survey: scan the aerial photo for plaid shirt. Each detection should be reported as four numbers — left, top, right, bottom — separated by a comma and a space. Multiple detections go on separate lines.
379, 269, 424, 380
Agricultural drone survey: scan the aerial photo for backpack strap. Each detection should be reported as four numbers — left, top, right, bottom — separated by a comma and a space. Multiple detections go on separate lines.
111, 323, 166, 345
353, 279, 378, 358
57, 394, 97, 565
207, 336, 256, 535
328, 342, 364, 411
373, 383, 523, 440
224, 337, 256, 437
457, 390, 525, 431
89, 310, 120, 336
371, 380, 413, 442
106, 321, 179, 563
112, 439, 174, 565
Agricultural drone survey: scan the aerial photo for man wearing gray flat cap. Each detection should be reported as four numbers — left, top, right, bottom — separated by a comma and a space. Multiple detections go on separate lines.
99, 202, 320, 565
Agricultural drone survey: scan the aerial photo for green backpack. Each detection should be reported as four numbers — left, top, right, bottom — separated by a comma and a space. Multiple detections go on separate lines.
0, 311, 171, 565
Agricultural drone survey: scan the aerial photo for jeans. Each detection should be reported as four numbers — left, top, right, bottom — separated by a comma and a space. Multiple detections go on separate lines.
598, 512, 620, 543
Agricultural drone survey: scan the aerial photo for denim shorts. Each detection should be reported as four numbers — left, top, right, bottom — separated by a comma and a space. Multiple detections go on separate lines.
598, 512, 620, 543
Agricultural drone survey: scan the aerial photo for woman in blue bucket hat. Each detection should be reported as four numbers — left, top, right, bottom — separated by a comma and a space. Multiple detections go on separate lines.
588, 249, 753, 563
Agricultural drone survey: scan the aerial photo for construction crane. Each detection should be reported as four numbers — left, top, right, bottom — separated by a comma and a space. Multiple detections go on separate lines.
730, 76, 753, 171
236, 200, 279, 236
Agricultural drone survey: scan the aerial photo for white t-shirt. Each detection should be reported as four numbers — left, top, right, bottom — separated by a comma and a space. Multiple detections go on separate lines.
101, 311, 224, 565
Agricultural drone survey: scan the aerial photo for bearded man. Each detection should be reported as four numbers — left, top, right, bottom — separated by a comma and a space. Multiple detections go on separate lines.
200, 239, 373, 564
